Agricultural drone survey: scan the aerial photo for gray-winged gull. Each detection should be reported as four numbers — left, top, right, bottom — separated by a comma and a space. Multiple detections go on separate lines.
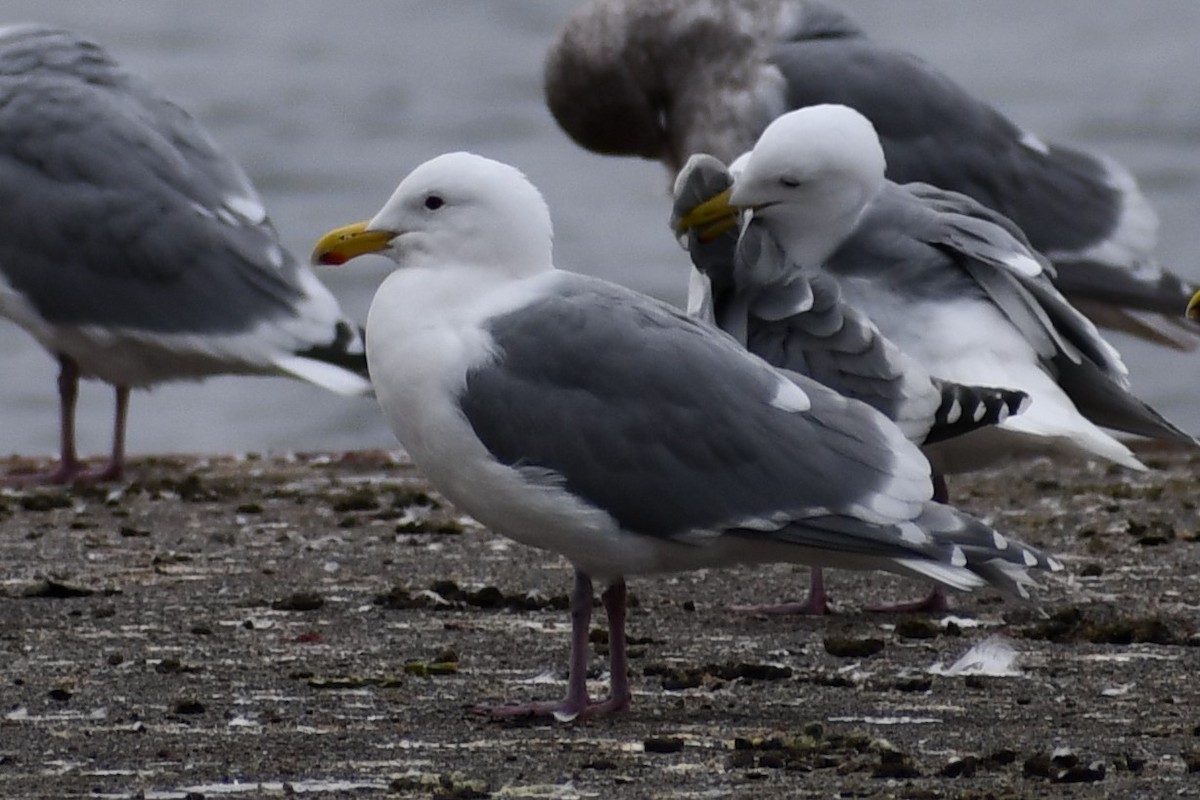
312, 151, 1061, 720
0, 25, 370, 485
677, 105, 1197, 476
672, 153, 1032, 614
544, 0, 1198, 348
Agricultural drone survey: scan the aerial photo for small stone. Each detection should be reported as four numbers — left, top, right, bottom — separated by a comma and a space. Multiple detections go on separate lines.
894, 618, 939, 639
19, 493, 73, 512
173, 698, 206, 715
823, 636, 885, 658
874, 748, 919, 779
894, 675, 933, 693
21, 579, 95, 599
941, 755, 977, 778
271, 592, 324, 612
47, 687, 72, 703
643, 736, 686, 754
330, 488, 379, 513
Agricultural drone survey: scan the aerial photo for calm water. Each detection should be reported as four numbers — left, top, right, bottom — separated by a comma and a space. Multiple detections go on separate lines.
1, 1, 1197, 458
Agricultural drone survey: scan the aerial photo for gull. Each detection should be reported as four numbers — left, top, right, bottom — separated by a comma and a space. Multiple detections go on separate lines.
544, 0, 1198, 348
0, 25, 370, 485
676, 105, 1196, 479
671, 153, 1031, 613
312, 151, 1060, 720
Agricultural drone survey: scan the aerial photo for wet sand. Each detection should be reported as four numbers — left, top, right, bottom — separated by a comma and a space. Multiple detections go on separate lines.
1, 444, 1198, 799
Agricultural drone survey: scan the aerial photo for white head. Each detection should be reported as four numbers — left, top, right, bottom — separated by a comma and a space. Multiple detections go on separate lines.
313, 152, 555, 278
729, 104, 886, 265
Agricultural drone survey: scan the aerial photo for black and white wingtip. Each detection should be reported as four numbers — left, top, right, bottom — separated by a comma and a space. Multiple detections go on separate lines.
922, 379, 1031, 445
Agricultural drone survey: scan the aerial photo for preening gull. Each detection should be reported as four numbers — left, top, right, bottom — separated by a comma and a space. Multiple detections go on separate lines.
676, 105, 1197, 481
544, 0, 1198, 348
313, 151, 1061, 720
672, 154, 1031, 614
0, 25, 370, 485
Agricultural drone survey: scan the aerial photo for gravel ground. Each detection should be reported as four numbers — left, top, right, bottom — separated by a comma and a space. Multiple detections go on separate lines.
1, 444, 1198, 799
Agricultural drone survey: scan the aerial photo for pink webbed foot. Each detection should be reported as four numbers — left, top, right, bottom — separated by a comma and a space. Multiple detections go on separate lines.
1, 457, 123, 487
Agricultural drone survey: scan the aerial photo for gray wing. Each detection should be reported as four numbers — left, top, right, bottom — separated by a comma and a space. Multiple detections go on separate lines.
672, 155, 1028, 447
460, 274, 934, 540
836, 183, 1196, 444
0, 25, 311, 334
459, 273, 1058, 591
771, 6, 1196, 329
770, 19, 1124, 265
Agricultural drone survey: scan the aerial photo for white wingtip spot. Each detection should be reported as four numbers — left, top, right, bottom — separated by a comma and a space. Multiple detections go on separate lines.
1048, 557, 1064, 572
992, 531, 1009, 551
950, 545, 967, 568
1022, 549, 1039, 567
972, 402, 986, 422
769, 376, 811, 413
945, 398, 962, 425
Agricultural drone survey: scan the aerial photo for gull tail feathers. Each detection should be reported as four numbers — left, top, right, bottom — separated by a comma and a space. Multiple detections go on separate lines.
913, 502, 1062, 597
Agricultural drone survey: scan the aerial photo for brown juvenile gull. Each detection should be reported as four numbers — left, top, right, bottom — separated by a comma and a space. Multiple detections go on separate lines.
0, 25, 370, 485
544, 0, 1198, 348
312, 151, 1061, 721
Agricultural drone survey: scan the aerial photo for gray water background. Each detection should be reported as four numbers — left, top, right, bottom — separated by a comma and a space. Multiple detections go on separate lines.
1, 1, 1197, 459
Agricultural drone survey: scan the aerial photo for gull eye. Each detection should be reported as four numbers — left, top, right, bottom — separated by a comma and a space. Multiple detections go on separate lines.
424, 195, 445, 211
779, 176, 802, 189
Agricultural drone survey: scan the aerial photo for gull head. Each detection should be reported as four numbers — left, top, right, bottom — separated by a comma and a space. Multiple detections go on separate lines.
730, 104, 886, 265
313, 152, 554, 278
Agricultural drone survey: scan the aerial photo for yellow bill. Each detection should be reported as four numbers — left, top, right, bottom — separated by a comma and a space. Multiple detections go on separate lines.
312, 221, 394, 265
674, 187, 738, 242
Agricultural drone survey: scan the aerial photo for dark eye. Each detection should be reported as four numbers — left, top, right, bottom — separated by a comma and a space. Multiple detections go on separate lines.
779, 176, 802, 189
424, 195, 445, 210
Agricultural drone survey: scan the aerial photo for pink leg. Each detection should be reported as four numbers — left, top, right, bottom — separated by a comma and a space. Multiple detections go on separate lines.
2, 358, 128, 486
727, 567, 833, 616
89, 385, 129, 482
868, 472, 952, 614
476, 570, 631, 721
